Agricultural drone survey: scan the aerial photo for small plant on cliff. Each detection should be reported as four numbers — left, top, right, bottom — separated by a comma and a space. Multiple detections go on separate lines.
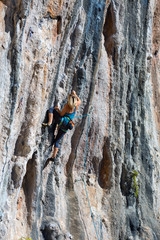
132, 170, 139, 198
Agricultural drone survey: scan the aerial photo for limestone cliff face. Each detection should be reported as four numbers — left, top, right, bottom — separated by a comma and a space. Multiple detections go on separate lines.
0, 0, 160, 240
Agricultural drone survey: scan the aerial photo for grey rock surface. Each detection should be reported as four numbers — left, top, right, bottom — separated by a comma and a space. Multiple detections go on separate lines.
0, 0, 160, 240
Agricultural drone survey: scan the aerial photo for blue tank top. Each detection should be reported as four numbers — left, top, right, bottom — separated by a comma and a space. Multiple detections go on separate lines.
64, 107, 76, 120
60, 107, 76, 129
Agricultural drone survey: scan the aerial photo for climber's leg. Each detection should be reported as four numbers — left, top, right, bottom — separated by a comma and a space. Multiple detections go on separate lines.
42, 107, 54, 127
51, 129, 66, 158
51, 147, 59, 159
48, 107, 54, 125
48, 113, 53, 126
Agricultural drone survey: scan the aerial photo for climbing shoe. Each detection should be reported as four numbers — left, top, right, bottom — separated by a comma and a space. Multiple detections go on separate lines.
42, 123, 48, 126
42, 123, 52, 128
43, 158, 55, 169
48, 157, 55, 162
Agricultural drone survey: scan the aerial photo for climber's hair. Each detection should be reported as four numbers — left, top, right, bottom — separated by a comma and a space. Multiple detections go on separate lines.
67, 94, 77, 109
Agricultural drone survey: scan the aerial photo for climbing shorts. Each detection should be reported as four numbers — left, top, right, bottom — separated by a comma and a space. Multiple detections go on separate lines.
49, 107, 62, 125
49, 107, 54, 113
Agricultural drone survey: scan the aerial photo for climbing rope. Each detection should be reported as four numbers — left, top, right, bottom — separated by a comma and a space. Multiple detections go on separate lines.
61, 112, 100, 239
62, 115, 90, 147
82, 115, 100, 240
74, 115, 89, 118
71, 113, 100, 239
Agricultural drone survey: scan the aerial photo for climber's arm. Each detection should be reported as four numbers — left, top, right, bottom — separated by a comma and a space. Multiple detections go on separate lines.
71, 90, 81, 110
58, 104, 68, 117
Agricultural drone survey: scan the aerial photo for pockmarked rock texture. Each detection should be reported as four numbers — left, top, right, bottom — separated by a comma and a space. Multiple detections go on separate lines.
0, 0, 160, 239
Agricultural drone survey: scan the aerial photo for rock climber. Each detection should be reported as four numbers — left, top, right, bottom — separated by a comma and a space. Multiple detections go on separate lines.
43, 90, 81, 168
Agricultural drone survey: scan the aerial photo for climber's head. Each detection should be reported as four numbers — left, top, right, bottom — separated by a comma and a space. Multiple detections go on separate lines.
67, 94, 77, 109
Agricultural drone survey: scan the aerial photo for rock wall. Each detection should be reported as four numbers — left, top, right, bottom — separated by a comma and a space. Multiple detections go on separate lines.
0, 0, 160, 240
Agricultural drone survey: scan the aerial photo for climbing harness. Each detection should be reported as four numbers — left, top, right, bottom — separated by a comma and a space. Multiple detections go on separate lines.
66, 117, 75, 130
58, 116, 75, 132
